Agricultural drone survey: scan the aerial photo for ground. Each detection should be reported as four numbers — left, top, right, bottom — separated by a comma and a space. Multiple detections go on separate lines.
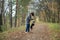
0, 23, 60, 40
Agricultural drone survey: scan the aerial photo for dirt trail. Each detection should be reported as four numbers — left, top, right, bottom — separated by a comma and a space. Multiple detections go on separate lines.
7, 23, 52, 40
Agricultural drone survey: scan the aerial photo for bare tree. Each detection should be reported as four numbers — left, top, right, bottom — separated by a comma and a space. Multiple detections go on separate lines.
0, 0, 4, 31
15, 0, 19, 27
9, 0, 12, 27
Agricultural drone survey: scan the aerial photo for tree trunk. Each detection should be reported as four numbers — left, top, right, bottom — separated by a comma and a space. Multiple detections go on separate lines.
15, 0, 19, 27
0, 0, 4, 31
57, 10, 59, 23
9, 0, 12, 27
1, 0, 4, 25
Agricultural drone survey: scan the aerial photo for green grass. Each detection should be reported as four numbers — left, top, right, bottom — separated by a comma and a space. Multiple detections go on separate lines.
0, 26, 25, 40
48, 23, 60, 40
0, 26, 25, 33
48, 23, 60, 31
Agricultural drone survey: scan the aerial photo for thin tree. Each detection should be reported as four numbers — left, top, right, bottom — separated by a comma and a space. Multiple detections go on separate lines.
9, 0, 12, 27
0, 0, 4, 31
15, 0, 19, 27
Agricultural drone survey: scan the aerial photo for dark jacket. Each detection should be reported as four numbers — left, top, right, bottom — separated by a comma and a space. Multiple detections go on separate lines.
26, 15, 31, 24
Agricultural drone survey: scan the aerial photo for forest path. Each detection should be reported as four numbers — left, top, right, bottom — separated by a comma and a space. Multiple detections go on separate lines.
7, 23, 52, 40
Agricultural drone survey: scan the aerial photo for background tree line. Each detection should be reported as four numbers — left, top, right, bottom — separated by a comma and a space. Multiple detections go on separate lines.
37, 0, 60, 23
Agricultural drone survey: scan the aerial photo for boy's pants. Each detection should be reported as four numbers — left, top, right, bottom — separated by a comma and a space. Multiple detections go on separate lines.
26, 24, 30, 32
31, 24, 34, 30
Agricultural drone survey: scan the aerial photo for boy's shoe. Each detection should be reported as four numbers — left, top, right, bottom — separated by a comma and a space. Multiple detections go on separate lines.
25, 32, 28, 33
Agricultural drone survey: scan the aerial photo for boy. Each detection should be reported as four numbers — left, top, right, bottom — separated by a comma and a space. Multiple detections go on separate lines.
25, 12, 35, 33
25, 14, 31, 32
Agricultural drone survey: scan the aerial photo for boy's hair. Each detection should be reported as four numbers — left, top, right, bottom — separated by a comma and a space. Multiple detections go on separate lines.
30, 12, 34, 16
